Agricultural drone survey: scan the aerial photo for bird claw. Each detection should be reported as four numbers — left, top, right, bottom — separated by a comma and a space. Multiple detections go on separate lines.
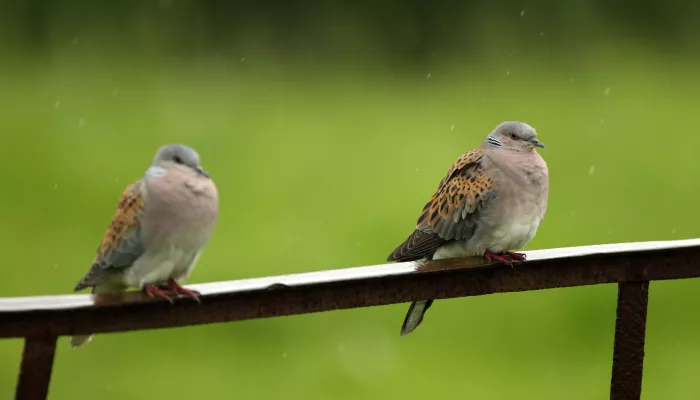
143, 281, 201, 304
144, 284, 175, 304
483, 251, 512, 266
483, 251, 527, 267
503, 252, 526, 262
166, 279, 201, 304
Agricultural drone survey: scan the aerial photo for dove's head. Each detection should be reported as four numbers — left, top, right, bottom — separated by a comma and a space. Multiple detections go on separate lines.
484, 121, 545, 152
153, 144, 209, 178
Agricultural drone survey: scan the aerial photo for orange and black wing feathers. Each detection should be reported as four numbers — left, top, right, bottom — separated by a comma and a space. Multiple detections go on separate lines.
388, 149, 496, 262
74, 180, 146, 291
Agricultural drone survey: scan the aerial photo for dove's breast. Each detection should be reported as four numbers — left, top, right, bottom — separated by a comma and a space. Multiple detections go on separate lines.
142, 168, 219, 249
482, 211, 543, 253
479, 150, 548, 254
122, 167, 219, 287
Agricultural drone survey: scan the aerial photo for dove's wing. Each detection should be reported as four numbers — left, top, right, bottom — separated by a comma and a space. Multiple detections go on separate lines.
74, 180, 146, 291
387, 148, 498, 262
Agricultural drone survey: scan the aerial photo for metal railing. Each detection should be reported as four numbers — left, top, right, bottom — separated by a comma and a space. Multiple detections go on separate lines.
3, 238, 700, 400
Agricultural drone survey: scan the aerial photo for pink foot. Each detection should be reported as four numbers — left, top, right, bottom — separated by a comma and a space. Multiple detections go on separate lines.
483, 250, 512, 266
503, 252, 526, 262
144, 283, 175, 304
166, 279, 201, 303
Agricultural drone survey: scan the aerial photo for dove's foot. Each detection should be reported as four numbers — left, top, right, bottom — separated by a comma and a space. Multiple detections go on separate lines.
503, 252, 526, 262
483, 250, 513, 266
143, 283, 175, 304
166, 279, 201, 303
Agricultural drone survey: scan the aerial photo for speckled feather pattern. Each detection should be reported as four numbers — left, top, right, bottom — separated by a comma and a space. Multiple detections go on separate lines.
388, 149, 495, 262
74, 180, 145, 291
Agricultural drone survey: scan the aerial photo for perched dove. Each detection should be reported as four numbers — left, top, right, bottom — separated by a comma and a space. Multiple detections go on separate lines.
387, 121, 549, 336
71, 144, 219, 348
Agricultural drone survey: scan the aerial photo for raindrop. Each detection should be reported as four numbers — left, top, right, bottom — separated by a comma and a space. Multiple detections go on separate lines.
112, 88, 120, 97
427, 73, 431, 79
78, 118, 86, 127
600, 118, 605, 124
450, 124, 455, 131
71, 37, 79, 45
415, 168, 419, 173
539, 32, 545, 37
588, 165, 595, 176
54, 101, 61, 109
520, 9, 525, 16
52, 184, 58, 190
282, 352, 288, 359
241, 58, 245, 62
671, 228, 677, 234
604, 87, 611, 96
506, 71, 511, 76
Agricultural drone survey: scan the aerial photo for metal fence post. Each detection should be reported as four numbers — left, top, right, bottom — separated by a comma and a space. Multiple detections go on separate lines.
610, 281, 649, 400
16, 336, 58, 400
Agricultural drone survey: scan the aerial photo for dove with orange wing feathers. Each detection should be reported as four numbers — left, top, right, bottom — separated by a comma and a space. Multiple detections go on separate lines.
71, 144, 219, 348
388, 121, 549, 336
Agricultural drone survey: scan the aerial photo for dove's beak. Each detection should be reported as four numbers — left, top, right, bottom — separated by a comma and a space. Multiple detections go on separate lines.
529, 138, 545, 149
195, 166, 210, 178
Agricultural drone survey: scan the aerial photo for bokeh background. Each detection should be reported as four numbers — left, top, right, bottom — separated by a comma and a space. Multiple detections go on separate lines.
1, 0, 700, 399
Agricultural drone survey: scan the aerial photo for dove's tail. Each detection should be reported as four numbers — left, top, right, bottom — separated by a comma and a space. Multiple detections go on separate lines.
70, 334, 93, 349
400, 299, 434, 336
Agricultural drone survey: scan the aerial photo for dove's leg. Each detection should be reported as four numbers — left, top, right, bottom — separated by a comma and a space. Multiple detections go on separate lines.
166, 279, 201, 303
143, 283, 175, 303
483, 250, 513, 265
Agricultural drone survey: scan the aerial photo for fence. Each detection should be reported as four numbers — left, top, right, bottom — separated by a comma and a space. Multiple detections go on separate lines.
3, 238, 700, 400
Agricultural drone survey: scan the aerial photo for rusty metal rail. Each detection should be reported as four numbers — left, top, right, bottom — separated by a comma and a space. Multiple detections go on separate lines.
3, 238, 700, 400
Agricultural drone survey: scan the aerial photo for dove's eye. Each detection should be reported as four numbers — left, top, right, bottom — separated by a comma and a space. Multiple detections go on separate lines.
173, 156, 184, 164
509, 133, 518, 140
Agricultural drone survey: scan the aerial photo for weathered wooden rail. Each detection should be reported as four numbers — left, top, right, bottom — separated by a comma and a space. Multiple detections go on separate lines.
3, 238, 700, 400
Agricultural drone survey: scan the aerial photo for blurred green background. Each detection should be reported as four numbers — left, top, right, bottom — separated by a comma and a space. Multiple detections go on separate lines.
1, 1, 700, 399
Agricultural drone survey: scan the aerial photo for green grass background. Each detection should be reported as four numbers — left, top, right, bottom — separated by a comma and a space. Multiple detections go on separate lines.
1, 45, 699, 399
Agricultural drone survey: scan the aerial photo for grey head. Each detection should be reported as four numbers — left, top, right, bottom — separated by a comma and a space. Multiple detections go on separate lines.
152, 144, 209, 178
483, 121, 545, 151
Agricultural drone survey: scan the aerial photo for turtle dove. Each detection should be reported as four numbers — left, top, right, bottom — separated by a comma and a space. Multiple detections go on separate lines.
71, 144, 219, 348
387, 121, 549, 336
